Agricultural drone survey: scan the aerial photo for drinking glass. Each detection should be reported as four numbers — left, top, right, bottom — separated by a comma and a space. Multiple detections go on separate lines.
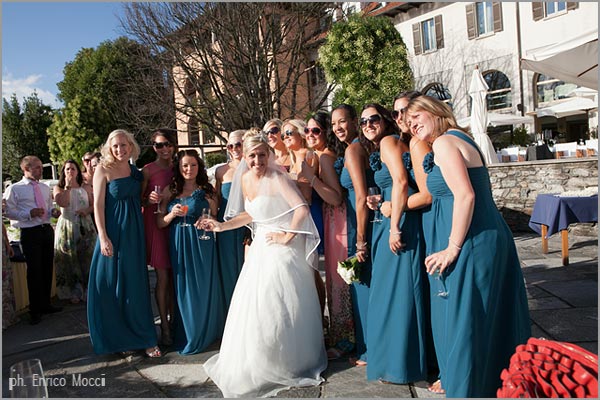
367, 186, 383, 223
9, 358, 49, 398
305, 151, 315, 167
179, 198, 190, 227
434, 271, 449, 298
198, 208, 212, 240
153, 185, 162, 214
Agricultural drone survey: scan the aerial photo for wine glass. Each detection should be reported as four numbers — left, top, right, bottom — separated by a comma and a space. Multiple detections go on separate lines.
9, 358, 49, 398
305, 150, 315, 167
153, 185, 162, 214
367, 186, 383, 223
198, 208, 212, 240
179, 198, 190, 227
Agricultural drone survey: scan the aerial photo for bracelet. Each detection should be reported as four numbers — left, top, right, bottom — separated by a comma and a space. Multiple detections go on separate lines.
356, 242, 368, 251
389, 230, 402, 235
448, 237, 462, 250
310, 176, 317, 187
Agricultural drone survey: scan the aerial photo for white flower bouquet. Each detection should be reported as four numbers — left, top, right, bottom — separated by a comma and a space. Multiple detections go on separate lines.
337, 255, 362, 285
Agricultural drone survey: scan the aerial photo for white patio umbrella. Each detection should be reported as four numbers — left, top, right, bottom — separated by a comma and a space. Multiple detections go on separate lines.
521, 29, 598, 90
468, 67, 498, 164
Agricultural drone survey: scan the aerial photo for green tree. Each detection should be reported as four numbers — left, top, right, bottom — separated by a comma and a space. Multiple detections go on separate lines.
50, 36, 174, 161
47, 95, 110, 165
318, 14, 413, 108
2, 92, 54, 181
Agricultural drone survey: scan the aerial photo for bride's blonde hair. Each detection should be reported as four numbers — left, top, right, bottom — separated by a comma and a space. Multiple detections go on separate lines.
243, 128, 271, 155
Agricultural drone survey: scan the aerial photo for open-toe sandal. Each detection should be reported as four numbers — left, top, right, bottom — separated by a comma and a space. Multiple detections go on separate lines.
145, 346, 162, 358
427, 379, 445, 394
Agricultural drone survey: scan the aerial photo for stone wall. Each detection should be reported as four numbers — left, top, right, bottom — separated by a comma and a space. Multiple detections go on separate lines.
489, 157, 598, 235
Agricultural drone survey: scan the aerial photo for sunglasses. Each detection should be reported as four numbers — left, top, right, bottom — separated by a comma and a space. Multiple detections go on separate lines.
83, 158, 93, 163
153, 142, 173, 149
281, 129, 296, 140
391, 108, 407, 120
227, 142, 242, 150
304, 127, 322, 136
265, 127, 280, 136
359, 114, 382, 127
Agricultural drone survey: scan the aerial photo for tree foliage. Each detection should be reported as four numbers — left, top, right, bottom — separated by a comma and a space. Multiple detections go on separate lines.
47, 95, 110, 166
2, 93, 54, 181
120, 2, 335, 141
49, 36, 174, 163
318, 13, 414, 108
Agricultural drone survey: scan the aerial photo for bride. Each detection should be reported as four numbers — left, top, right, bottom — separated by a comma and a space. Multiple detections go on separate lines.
199, 131, 327, 398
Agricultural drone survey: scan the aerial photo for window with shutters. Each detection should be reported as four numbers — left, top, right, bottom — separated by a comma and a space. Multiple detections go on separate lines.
483, 70, 512, 111
423, 83, 453, 108
476, 2, 494, 36
466, 2, 503, 40
545, 2, 567, 16
421, 18, 436, 52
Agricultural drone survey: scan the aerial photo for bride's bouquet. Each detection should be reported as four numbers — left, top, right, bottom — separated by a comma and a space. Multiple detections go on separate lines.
337, 255, 363, 285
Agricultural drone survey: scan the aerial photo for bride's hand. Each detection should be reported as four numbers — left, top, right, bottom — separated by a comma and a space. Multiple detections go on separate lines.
197, 218, 221, 232
265, 232, 291, 245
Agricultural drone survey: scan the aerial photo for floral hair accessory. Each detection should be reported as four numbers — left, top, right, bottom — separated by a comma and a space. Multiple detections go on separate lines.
369, 152, 382, 171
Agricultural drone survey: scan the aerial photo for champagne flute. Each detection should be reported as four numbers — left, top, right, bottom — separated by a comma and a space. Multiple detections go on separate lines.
305, 150, 315, 167
367, 186, 383, 223
153, 185, 162, 214
179, 198, 190, 227
198, 208, 212, 240
9, 358, 49, 398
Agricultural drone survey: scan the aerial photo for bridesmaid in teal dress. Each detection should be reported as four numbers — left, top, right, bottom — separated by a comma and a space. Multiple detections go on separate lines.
215, 130, 246, 310
337, 105, 374, 366
158, 150, 226, 355
405, 96, 531, 397
88, 129, 160, 357
361, 104, 429, 383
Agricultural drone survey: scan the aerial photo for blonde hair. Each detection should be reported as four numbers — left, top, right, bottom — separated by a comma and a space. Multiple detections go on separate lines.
262, 118, 283, 132
228, 129, 245, 142
100, 129, 141, 168
406, 96, 470, 140
242, 129, 270, 155
282, 119, 308, 166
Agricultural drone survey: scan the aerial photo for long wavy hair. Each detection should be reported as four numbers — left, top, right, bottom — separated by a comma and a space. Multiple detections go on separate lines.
170, 149, 215, 199
57, 160, 84, 189
360, 103, 399, 154
100, 129, 141, 168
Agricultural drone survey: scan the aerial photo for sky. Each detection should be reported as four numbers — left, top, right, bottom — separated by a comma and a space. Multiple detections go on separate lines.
2, 1, 126, 108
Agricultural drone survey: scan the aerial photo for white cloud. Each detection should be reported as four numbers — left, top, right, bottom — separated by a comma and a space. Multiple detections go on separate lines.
2, 72, 61, 108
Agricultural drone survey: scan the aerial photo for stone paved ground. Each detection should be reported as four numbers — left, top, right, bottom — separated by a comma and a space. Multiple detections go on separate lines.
2, 233, 597, 398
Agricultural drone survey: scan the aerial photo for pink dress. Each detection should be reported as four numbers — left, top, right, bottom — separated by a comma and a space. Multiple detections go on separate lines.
142, 161, 173, 269
323, 202, 355, 349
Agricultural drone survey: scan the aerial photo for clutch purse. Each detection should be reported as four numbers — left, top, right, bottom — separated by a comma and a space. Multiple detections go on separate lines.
497, 337, 598, 398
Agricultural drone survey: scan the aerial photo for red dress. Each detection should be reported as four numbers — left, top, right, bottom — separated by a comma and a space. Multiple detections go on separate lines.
142, 161, 173, 269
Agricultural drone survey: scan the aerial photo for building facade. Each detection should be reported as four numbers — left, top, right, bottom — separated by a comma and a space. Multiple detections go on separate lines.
356, 1, 598, 147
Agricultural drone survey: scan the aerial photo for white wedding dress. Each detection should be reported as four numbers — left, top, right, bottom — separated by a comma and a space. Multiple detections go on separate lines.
203, 173, 327, 398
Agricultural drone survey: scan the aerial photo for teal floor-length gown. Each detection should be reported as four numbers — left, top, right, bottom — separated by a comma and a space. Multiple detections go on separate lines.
216, 182, 245, 310
423, 130, 531, 397
169, 189, 226, 355
339, 152, 374, 362
87, 165, 157, 354
365, 149, 429, 383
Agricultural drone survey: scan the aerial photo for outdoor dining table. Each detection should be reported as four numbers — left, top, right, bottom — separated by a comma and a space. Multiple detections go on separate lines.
529, 193, 598, 266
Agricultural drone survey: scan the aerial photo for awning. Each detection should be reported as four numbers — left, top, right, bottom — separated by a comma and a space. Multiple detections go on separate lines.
531, 97, 598, 119
521, 29, 598, 90
458, 112, 533, 127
